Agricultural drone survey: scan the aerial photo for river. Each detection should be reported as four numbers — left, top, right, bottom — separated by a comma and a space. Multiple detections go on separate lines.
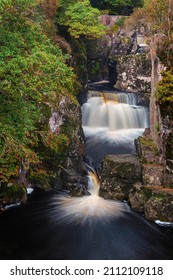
0, 88, 172, 260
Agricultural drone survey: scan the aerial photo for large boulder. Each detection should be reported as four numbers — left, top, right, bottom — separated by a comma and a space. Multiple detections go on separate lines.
115, 54, 151, 93
129, 184, 173, 222
129, 182, 148, 212
100, 155, 142, 200
144, 187, 173, 222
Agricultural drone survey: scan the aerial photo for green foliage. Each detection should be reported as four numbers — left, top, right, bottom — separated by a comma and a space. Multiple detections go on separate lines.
140, 137, 159, 153
116, 17, 126, 27
156, 36, 173, 68
90, 0, 144, 15
0, 0, 41, 13
0, 0, 78, 182
0, 182, 25, 203
57, 0, 107, 39
156, 68, 173, 118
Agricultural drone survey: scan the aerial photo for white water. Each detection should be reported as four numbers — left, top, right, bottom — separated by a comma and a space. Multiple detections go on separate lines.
82, 91, 149, 165
51, 91, 148, 223
51, 172, 125, 224
82, 91, 148, 130
2, 90, 173, 260
49, 91, 148, 223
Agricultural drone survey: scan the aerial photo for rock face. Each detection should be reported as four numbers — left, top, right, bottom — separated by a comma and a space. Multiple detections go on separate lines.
89, 16, 173, 222
49, 96, 88, 193
100, 155, 142, 200
144, 188, 173, 222
87, 15, 151, 93
87, 30, 137, 83
129, 136, 173, 221
129, 184, 173, 222
115, 55, 151, 93
100, 136, 173, 222
149, 55, 173, 184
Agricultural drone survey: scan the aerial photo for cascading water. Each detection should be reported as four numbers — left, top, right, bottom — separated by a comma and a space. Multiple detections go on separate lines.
50, 170, 125, 224
0, 89, 173, 260
82, 91, 148, 130
82, 91, 149, 166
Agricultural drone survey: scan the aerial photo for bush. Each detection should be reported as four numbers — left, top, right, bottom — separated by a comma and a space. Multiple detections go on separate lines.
156, 68, 173, 119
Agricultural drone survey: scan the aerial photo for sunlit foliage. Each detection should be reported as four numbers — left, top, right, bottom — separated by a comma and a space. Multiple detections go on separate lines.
57, 0, 107, 39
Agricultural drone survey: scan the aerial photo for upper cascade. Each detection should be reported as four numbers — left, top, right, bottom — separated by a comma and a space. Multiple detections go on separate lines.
87, 91, 137, 105
82, 91, 149, 131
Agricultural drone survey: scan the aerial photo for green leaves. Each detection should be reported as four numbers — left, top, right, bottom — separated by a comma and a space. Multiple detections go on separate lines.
156, 68, 173, 118
58, 0, 107, 39
0, 0, 77, 182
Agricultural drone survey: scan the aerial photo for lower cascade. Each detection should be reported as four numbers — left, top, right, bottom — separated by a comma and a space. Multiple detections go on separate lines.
0, 90, 173, 260
51, 170, 125, 224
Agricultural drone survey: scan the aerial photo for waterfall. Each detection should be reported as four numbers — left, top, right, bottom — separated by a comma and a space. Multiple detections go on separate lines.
50, 170, 125, 224
1, 89, 173, 260
82, 91, 148, 130
82, 91, 149, 166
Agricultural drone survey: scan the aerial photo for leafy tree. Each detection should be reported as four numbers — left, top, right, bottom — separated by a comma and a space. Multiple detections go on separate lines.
0, 0, 78, 182
57, 0, 107, 39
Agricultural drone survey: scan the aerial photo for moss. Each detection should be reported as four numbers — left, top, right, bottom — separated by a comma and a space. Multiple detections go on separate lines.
155, 122, 160, 135
28, 169, 54, 189
139, 137, 159, 155
0, 183, 25, 204
70, 38, 88, 86
91, 61, 100, 76
142, 187, 152, 199
156, 68, 173, 119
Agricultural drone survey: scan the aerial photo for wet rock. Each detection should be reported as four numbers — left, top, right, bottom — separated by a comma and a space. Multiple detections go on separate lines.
115, 54, 151, 93
60, 158, 88, 192
129, 182, 147, 212
144, 187, 173, 222
49, 96, 88, 193
135, 136, 160, 164
142, 164, 163, 186
135, 92, 150, 107
69, 185, 91, 197
100, 155, 142, 200
130, 185, 173, 222
164, 173, 173, 188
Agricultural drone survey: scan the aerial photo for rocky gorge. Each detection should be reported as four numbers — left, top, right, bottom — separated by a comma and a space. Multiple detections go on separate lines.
0, 1, 173, 260
88, 15, 173, 222
1, 14, 172, 224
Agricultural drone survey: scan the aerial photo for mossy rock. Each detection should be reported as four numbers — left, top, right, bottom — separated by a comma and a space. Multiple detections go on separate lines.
136, 136, 160, 164
0, 182, 25, 208
145, 190, 173, 222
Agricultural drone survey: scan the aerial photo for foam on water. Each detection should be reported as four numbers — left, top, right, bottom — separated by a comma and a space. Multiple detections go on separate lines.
50, 172, 126, 224
83, 127, 145, 143
82, 91, 149, 165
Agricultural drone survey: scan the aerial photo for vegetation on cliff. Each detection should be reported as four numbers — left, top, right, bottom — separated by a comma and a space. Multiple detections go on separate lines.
0, 0, 108, 205
0, 0, 77, 183
156, 68, 173, 119
125, 0, 173, 119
